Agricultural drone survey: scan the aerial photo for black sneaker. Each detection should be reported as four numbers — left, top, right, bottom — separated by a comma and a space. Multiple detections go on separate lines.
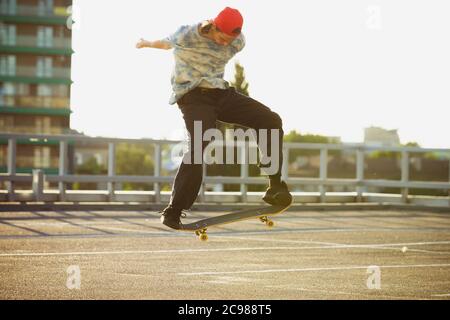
263, 181, 292, 206
160, 205, 186, 230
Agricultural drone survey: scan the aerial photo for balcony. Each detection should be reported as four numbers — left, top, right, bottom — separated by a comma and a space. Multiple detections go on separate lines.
0, 5, 70, 25
18, 65, 70, 78
0, 35, 73, 55
0, 126, 65, 135
16, 155, 59, 170
0, 65, 72, 84
0, 95, 70, 109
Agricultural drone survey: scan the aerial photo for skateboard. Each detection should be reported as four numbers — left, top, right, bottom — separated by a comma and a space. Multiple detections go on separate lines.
181, 204, 291, 241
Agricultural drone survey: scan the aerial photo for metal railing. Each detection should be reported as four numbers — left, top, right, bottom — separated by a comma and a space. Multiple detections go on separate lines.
1, 35, 72, 49
1, 133, 449, 207
0, 65, 71, 79
0, 127, 65, 135
0, 95, 70, 109
14, 66, 71, 78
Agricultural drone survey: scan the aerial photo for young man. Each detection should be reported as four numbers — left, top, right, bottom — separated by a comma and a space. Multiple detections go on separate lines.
136, 7, 292, 230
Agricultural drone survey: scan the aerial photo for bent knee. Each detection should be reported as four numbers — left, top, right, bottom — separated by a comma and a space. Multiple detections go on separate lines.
269, 112, 283, 129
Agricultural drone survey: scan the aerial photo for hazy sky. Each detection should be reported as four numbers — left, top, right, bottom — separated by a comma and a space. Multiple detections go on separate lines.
70, 0, 450, 148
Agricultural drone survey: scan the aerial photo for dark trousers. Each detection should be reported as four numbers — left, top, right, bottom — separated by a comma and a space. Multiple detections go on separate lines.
170, 87, 284, 210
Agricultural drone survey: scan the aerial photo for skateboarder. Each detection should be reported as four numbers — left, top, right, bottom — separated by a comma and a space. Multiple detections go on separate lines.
136, 7, 292, 229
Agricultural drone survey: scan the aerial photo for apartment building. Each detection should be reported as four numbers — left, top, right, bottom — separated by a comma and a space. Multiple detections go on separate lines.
0, 0, 73, 183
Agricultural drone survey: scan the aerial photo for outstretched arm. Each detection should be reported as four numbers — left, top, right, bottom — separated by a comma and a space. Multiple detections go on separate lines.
136, 38, 172, 50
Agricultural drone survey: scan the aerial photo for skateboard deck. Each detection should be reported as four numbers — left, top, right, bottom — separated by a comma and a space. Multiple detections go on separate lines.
181, 204, 291, 241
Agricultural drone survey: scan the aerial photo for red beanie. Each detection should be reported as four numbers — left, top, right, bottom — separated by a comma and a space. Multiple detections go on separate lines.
213, 7, 243, 37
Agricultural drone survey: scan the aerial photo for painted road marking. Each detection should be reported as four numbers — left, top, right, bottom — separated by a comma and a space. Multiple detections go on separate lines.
264, 285, 424, 300
0, 246, 323, 257
431, 293, 450, 297
1, 239, 450, 257
179, 263, 450, 276
216, 236, 450, 254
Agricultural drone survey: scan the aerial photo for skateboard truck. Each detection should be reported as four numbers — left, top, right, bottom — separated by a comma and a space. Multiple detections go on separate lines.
259, 216, 274, 228
195, 229, 208, 241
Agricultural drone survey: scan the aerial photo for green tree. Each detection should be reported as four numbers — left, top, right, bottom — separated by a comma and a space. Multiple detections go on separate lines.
404, 141, 425, 159
368, 150, 399, 159
230, 61, 249, 96
404, 142, 420, 148
284, 130, 341, 161
368, 142, 422, 160
116, 143, 154, 190
73, 157, 107, 190
284, 130, 333, 144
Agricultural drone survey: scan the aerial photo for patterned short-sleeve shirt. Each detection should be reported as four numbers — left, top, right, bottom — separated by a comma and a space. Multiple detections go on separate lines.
162, 23, 246, 105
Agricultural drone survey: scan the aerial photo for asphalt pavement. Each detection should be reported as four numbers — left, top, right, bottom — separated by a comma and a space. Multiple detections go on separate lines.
0, 208, 449, 299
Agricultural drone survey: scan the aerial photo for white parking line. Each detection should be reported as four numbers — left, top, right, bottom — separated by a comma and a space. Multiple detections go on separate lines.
264, 285, 420, 300
216, 236, 450, 254
212, 227, 450, 236
2, 239, 450, 257
217, 236, 450, 248
178, 263, 450, 276
0, 246, 317, 257
431, 293, 450, 297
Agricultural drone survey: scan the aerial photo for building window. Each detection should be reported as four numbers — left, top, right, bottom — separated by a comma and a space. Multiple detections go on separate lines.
34, 146, 51, 168
36, 116, 51, 134
0, 55, 15, 76
94, 154, 104, 166
36, 56, 52, 77
2, 82, 14, 95
0, 24, 16, 46
37, 0, 53, 16
75, 153, 83, 166
0, 0, 17, 15
0, 82, 15, 106
37, 84, 52, 108
17, 83, 29, 96
55, 84, 68, 97
37, 26, 53, 47
37, 84, 52, 96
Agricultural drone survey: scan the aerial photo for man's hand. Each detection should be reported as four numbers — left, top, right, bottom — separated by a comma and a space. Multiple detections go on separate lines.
136, 38, 150, 49
136, 38, 172, 50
